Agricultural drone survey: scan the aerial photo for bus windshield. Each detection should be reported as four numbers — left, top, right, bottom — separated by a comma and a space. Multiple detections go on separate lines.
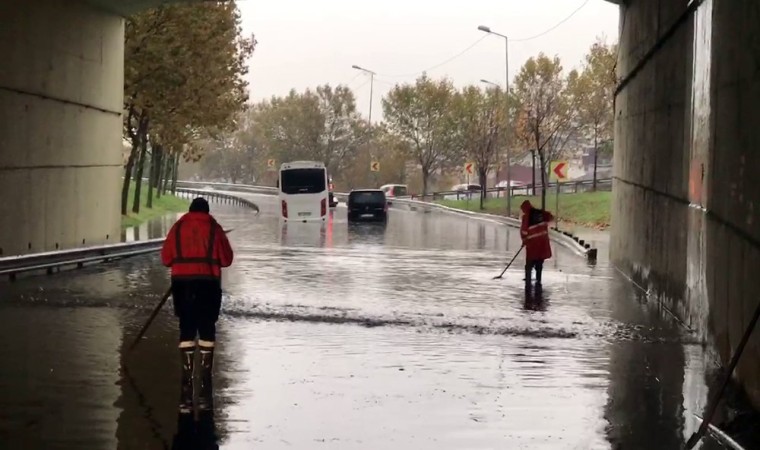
280, 168, 326, 194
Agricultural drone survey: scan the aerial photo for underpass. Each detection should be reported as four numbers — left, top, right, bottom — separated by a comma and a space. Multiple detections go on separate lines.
0, 193, 734, 449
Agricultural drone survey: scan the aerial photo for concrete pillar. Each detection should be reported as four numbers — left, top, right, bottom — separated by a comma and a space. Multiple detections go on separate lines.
613, 0, 760, 408
0, 0, 124, 256
705, 0, 760, 407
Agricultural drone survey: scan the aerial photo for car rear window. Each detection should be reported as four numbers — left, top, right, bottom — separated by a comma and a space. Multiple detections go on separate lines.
393, 186, 407, 196
350, 191, 385, 204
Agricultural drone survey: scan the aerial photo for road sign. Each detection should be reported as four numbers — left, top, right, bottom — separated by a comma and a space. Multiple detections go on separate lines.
464, 162, 474, 175
370, 161, 380, 172
550, 161, 568, 181
267, 158, 277, 172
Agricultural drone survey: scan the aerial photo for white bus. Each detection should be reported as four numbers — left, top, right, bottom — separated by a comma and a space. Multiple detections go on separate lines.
278, 161, 329, 222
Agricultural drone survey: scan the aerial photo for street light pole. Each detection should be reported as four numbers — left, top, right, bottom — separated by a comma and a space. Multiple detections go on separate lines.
352, 64, 378, 185
351, 65, 376, 124
478, 25, 511, 217
480, 79, 503, 202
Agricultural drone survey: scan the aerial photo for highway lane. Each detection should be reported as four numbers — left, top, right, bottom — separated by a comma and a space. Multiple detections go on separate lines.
0, 194, 726, 449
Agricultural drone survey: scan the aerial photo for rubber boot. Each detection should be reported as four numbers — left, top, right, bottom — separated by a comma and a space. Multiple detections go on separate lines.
535, 263, 543, 287
178, 346, 195, 414
524, 263, 532, 288
197, 343, 214, 411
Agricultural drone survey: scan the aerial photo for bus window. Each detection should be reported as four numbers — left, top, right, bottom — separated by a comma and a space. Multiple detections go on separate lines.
280, 168, 326, 194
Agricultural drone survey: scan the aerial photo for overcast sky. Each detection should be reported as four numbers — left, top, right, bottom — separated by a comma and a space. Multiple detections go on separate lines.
237, 0, 619, 119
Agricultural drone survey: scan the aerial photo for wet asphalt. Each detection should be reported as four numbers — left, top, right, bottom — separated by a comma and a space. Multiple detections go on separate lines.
0, 193, 733, 449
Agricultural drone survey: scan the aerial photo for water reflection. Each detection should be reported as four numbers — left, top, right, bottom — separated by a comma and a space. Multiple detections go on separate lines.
603, 281, 693, 450
524, 285, 548, 311
114, 302, 234, 449
172, 410, 219, 450
122, 212, 183, 242
0, 195, 738, 448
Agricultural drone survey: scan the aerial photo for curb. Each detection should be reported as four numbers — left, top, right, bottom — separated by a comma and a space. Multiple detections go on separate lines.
387, 198, 597, 263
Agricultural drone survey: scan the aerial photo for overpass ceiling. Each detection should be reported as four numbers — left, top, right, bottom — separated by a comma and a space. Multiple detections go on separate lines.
90, 0, 621, 18
84, 0, 218, 17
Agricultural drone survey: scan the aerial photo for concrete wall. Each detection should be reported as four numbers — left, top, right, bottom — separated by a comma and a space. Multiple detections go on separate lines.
612, 0, 760, 407
0, 0, 124, 256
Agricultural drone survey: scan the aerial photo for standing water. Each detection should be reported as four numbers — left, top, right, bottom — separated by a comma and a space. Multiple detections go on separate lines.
0, 194, 735, 449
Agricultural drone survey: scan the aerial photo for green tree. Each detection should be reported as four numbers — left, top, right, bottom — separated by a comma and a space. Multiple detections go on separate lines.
338, 126, 411, 190
382, 75, 458, 195
452, 86, 507, 209
571, 39, 617, 190
513, 53, 576, 209
197, 113, 259, 184
252, 84, 365, 177
123, 2, 255, 215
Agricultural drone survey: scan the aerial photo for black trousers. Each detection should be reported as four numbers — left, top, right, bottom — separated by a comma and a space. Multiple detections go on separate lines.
172, 279, 222, 343
525, 260, 544, 284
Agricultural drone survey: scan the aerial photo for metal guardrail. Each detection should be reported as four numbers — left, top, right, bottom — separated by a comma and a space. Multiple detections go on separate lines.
177, 177, 611, 202
175, 180, 278, 196
175, 187, 260, 212
0, 187, 255, 280
410, 178, 613, 202
0, 238, 165, 280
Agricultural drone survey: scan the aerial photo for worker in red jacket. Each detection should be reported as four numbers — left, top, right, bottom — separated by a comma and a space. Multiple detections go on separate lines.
520, 200, 554, 287
161, 197, 233, 414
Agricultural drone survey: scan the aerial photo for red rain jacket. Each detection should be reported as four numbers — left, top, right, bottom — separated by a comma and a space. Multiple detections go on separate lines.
161, 212, 233, 279
520, 201, 554, 262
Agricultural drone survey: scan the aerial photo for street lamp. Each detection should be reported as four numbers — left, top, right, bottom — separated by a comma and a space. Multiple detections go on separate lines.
480, 79, 499, 87
351, 65, 376, 124
478, 25, 512, 216
352, 64, 379, 186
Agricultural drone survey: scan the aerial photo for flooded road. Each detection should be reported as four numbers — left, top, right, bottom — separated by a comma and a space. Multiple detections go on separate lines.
0, 194, 734, 449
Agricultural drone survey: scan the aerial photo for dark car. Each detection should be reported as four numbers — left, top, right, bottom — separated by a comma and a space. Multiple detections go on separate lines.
347, 189, 388, 222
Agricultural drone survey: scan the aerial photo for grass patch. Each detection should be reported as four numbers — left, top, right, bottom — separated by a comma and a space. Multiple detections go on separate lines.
121, 182, 189, 228
438, 191, 612, 229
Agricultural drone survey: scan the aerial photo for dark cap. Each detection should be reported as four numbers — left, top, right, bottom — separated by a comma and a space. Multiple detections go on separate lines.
189, 197, 210, 213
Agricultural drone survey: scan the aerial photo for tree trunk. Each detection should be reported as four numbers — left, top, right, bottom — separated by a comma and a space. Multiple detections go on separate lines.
531, 150, 537, 196
478, 169, 488, 210
539, 151, 547, 210
132, 129, 149, 214
155, 151, 164, 199
122, 113, 146, 216
161, 152, 172, 195
122, 143, 139, 216
422, 168, 430, 198
132, 145, 143, 183
156, 146, 166, 198
592, 125, 599, 192
171, 154, 180, 194
147, 145, 158, 209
